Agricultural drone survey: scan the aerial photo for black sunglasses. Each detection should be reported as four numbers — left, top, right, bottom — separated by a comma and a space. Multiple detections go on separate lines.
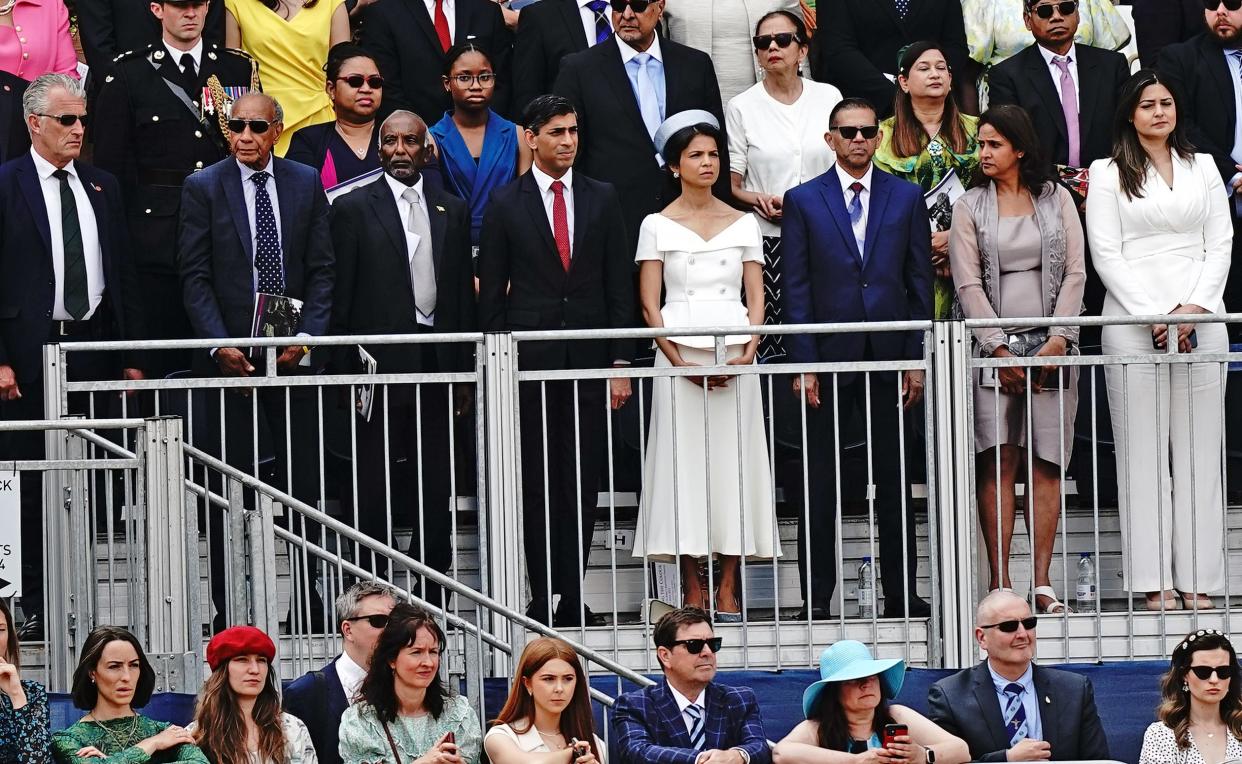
832, 125, 880, 140
667, 637, 724, 654
226, 118, 272, 134
337, 74, 384, 89
981, 616, 1039, 633
753, 32, 800, 50
1205, 0, 1242, 10
1189, 664, 1235, 680
38, 112, 88, 127
609, 0, 652, 13
345, 613, 390, 629
1030, 1, 1078, 18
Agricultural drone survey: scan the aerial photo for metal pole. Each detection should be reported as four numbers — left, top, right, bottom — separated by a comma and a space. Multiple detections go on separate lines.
483, 332, 521, 676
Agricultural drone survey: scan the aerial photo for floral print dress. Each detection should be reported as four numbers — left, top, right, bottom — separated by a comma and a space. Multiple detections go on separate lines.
1, 680, 50, 764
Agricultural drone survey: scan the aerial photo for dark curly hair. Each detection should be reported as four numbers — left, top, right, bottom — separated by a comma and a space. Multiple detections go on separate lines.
1157, 629, 1242, 748
358, 603, 451, 724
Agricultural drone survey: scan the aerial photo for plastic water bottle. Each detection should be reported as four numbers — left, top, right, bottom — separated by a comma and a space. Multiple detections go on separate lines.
1076, 552, 1097, 613
858, 557, 875, 618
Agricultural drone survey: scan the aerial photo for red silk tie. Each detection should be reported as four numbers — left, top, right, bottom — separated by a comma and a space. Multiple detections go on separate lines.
434, 0, 451, 52
551, 180, 570, 271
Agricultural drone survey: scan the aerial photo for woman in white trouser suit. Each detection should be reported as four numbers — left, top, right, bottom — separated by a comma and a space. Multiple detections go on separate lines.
1086, 70, 1233, 611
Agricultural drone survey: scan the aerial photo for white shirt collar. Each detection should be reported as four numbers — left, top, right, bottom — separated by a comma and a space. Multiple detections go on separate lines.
577, 0, 598, 7
30, 147, 75, 181
385, 171, 426, 204
987, 660, 1035, 693
1037, 42, 1077, 68
531, 163, 573, 195
668, 682, 706, 712
835, 162, 873, 194
618, 34, 663, 64
164, 39, 204, 72
237, 156, 275, 181
336, 651, 368, 701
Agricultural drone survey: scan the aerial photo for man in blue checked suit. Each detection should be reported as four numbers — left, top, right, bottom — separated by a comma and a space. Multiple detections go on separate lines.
612, 606, 770, 764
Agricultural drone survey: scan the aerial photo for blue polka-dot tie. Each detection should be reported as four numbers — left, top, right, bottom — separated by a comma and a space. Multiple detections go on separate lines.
251, 170, 284, 295
1003, 682, 1028, 747
896, 0, 910, 17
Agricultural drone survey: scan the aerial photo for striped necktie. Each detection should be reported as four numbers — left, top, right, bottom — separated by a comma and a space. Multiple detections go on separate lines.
685, 703, 705, 751
1003, 682, 1028, 747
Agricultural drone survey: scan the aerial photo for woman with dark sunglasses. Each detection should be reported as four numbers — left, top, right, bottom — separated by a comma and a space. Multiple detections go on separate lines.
874, 40, 980, 319
1140, 629, 1242, 763
429, 43, 531, 249
662, 0, 801, 105
725, 9, 840, 362
287, 43, 384, 190
775, 640, 969, 762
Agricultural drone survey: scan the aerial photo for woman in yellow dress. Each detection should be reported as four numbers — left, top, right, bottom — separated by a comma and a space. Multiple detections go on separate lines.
225, 0, 350, 155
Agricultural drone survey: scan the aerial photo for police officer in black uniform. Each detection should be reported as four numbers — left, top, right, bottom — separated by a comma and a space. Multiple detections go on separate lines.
94, 0, 254, 377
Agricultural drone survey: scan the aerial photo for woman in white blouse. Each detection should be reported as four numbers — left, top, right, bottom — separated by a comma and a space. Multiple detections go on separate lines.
484, 637, 604, 764
632, 111, 778, 622
1139, 628, 1242, 764
1085, 70, 1232, 612
726, 9, 841, 361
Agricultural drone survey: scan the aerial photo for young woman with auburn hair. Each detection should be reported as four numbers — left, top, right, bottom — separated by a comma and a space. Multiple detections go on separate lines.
484, 637, 604, 764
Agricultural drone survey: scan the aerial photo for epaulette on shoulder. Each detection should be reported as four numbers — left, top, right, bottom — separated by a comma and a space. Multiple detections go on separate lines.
112, 44, 155, 64
217, 44, 254, 60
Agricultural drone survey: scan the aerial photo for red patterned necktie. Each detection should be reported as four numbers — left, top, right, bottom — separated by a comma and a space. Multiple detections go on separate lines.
433, 0, 451, 52
551, 179, 570, 271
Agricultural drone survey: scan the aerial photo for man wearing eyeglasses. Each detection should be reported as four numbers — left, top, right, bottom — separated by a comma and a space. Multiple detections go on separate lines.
178, 91, 334, 632
612, 606, 770, 764
284, 582, 399, 764
94, 0, 254, 378
0, 73, 145, 639
927, 590, 1109, 761
1159, 0, 1242, 332
781, 97, 932, 622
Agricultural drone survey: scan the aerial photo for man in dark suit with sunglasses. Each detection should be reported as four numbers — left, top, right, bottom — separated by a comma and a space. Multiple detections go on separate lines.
94, 0, 253, 378
178, 92, 334, 631
927, 590, 1110, 762
1159, 0, 1242, 330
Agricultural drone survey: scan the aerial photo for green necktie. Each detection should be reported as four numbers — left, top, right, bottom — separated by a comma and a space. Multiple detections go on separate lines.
52, 168, 89, 319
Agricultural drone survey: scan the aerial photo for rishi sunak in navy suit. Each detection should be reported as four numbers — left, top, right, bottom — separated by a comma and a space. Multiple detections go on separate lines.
780, 97, 933, 621
612, 607, 770, 764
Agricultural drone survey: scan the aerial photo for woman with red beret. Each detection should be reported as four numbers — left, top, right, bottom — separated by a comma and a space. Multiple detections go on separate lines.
189, 626, 317, 764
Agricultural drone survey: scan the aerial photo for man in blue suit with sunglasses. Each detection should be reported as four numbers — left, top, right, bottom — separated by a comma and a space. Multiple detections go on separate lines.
612, 606, 770, 764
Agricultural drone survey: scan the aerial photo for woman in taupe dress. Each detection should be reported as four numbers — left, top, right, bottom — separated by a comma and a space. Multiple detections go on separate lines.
949, 105, 1086, 614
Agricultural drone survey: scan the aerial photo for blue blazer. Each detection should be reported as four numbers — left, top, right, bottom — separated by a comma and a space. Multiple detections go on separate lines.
611, 680, 771, 764
282, 657, 349, 764
177, 156, 334, 350
780, 165, 933, 365
0, 152, 140, 382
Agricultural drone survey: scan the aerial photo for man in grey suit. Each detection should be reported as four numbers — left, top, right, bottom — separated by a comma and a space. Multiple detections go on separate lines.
927, 590, 1110, 762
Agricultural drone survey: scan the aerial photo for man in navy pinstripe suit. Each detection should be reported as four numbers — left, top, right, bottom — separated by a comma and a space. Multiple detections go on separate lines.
612, 607, 771, 764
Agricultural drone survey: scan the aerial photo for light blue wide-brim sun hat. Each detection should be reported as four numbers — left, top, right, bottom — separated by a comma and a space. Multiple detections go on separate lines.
801, 640, 906, 719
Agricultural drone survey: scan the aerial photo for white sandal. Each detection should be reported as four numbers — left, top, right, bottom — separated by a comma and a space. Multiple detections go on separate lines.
1033, 585, 1073, 614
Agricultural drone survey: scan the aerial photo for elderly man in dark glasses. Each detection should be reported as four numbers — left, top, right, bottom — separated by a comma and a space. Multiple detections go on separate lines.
284, 581, 399, 764
1159, 0, 1242, 334
612, 606, 770, 764
178, 90, 335, 633
93, 0, 254, 379
927, 590, 1110, 762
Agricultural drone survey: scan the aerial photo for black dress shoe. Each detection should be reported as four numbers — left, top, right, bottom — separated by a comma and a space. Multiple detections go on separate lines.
526, 598, 553, 627
553, 602, 607, 627
884, 595, 932, 619
792, 605, 832, 621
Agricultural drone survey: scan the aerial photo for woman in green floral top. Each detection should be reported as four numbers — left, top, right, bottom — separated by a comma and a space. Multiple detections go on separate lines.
338, 604, 481, 764
874, 40, 980, 319
51, 626, 208, 764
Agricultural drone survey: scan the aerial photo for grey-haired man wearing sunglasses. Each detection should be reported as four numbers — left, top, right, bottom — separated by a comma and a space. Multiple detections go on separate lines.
927, 590, 1109, 762
284, 581, 399, 764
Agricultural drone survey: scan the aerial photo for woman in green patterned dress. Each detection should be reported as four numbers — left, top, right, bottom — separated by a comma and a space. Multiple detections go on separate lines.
52, 626, 208, 763
338, 604, 481, 764
874, 41, 980, 319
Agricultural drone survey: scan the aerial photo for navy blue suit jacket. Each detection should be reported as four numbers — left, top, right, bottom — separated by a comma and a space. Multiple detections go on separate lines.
780, 165, 933, 364
611, 680, 770, 764
282, 658, 349, 764
177, 156, 334, 351
0, 152, 140, 382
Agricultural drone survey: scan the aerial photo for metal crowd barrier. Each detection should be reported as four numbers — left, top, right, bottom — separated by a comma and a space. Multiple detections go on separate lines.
9, 316, 1242, 692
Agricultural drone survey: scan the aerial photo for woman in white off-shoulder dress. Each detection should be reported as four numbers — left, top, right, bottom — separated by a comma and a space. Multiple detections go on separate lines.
632, 111, 778, 622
